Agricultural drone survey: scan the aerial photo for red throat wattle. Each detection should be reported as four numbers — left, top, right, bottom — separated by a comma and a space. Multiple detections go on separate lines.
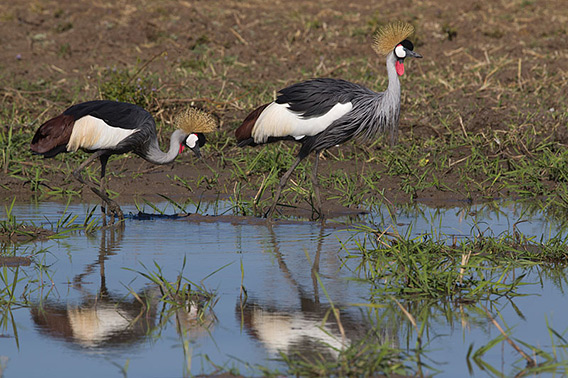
395, 61, 405, 76
179, 144, 185, 154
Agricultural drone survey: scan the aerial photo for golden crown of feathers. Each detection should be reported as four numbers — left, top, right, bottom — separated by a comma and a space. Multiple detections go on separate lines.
372, 21, 415, 56
174, 107, 218, 134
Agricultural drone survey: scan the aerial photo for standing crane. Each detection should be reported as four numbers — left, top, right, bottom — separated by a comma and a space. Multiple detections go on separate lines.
235, 21, 422, 218
31, 100, 217, 225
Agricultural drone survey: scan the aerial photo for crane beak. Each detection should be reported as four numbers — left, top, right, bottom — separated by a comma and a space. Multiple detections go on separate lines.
407, 50, 422, 59
190, 145, 202, 159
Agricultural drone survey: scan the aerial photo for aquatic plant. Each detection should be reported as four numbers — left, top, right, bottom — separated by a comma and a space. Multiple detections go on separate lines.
128, 257, 218, 315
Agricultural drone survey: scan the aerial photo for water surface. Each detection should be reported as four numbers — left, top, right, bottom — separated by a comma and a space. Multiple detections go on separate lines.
1, 200, 567, 376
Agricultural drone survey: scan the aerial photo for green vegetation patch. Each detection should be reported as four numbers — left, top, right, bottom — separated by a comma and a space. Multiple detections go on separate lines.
346, 224, 568, 303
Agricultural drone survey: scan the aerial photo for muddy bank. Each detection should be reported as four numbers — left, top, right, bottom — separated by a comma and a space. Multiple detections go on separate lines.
0, 150, 493, 212
0, 0, 566, 213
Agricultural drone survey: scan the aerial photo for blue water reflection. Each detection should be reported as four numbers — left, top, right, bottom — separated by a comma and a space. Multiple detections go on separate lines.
0, 200, 567, 376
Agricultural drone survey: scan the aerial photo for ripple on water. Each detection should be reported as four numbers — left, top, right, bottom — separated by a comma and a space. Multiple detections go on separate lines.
2, 199, 568, 376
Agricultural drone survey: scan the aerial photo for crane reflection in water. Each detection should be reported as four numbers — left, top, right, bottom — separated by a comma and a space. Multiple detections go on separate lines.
236, 226, 399, 361
30, 227, 215, 350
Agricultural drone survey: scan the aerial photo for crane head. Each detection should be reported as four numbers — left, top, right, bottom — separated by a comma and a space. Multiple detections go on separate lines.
372, 21, 422, 76
393, 39, 422, 76
173, 107, 216, 158
181, 133, 206, 158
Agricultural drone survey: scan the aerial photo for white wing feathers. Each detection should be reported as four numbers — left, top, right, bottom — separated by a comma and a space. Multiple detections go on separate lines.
252, 102, 353, 144
67, 116, 138, 152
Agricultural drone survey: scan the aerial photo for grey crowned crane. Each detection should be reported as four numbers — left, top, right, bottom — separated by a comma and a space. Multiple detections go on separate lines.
235, 22, 422, 218
30, 100, 217, 225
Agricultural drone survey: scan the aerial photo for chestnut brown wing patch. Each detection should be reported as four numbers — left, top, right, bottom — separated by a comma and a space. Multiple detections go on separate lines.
235, 103, 269, 146
30, 114, 75, 156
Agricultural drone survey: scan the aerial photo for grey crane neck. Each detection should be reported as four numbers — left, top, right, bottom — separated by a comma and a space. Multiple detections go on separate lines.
384, 52, 401, 103
143, 129, 187, 165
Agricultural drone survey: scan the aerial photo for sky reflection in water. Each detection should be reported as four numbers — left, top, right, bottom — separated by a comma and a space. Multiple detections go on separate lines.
1, 200, 567, 377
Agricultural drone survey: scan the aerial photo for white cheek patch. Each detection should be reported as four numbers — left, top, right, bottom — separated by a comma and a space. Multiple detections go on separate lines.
395, 45, 406, 59
186, 134, 198, 148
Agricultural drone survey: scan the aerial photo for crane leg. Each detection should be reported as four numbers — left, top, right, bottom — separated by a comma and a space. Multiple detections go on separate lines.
310, 153, 322, 219
98, 155, 109, 226
72, 151, 104, 182
99, 176, 107, 227
72, 151, 123, 226
98, 155, 123, 224
265, 156, 303, 218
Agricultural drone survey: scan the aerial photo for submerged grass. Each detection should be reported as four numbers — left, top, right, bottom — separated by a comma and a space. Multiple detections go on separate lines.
0, 265, 25, 348
279, 333, 413, 377
319, 222, 568, 376
468, 309, 568, 376
0, 243, 54, 349
0, 197, 102, 244
346, 223, 568, 303
127, 256, 218, 315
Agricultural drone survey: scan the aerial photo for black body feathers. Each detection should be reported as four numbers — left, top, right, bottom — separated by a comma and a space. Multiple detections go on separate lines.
275, 78, 368, 118
63, 100, 153, 130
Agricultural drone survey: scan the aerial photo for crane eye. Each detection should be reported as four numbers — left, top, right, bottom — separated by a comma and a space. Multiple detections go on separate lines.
394, 44, 406, 59
186, 134, 198, 148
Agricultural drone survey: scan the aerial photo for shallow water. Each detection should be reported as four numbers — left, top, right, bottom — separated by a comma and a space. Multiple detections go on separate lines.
1, 200, 568, 376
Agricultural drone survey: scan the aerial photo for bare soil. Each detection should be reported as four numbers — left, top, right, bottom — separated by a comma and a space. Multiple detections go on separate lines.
0, 0, 567, 214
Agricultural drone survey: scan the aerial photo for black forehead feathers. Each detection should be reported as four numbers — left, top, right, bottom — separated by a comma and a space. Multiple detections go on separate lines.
197, 133, 206, 147
399, 39, 414, 51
